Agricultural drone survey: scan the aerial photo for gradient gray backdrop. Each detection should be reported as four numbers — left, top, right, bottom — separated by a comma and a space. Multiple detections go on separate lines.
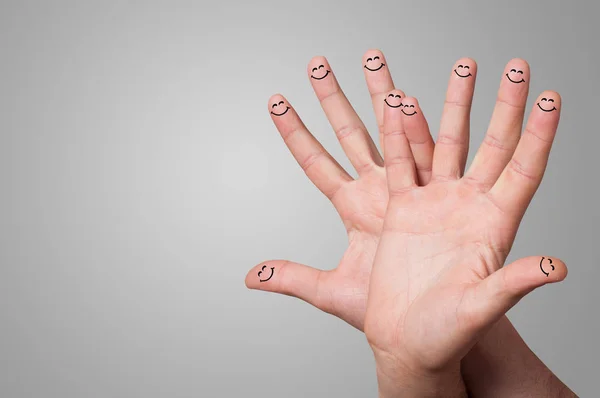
0, 1, 598, 397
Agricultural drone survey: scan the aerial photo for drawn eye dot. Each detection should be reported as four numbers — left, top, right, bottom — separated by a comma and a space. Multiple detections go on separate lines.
517, 70, 523, 74
410, 105, 415, 108
272, 104, 277, 108
278, 101, 284, 105
548, 98, 555, 102
458, 65, 463, 68
541, 98, 547, 101
367, 57, 372, 62
510, 69, 516, 72
464, 65, 470, 69
318, 65, 324, 69
395, 95, 401, 98
312, 67, 317, 72
388, 94, 394, 97
258, 272, 262, 276
374, 56, 380, 60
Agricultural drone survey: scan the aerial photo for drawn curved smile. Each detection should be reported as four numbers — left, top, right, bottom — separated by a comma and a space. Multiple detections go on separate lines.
454, 64, 472, 78
271, 101, 289, 116
384, 94, 402, 108
365, 64, 384, 71
310, 64, 331, 80
506, 69, 525, 84
364, 56, 385, 72
271, 107, 289, 116
539, 257, 555, 277
537, 97, 556, 112
311, 71, 329, 80
506, 75, 525, 83
258, 265, 275, 282
401, 106, 417, 116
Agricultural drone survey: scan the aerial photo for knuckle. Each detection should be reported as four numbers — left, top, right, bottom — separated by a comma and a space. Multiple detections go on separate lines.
508, 158, 539, 181
524, 127, 553, 144
299, 150, 326, 172
437, 133, 466, 146
482, 132, 512, 151
335, 124, 366, 141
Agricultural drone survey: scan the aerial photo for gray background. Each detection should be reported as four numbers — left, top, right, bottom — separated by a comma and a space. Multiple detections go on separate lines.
0, 1, 597, 397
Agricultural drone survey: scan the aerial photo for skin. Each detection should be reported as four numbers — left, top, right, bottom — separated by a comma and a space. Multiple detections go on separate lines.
246, 51, 575, 397
367, 86, 567, 397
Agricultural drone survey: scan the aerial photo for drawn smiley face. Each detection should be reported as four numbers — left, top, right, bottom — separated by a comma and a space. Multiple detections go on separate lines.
506, 68, 525, 83
401, 104, 417, 116
454, 64, 472, 78
270, 100, 289, 117
310, 64, 331, 80
364, 55, 385, 72
384, 93, 402, 108
258, 265, 275, 282
539, 257, 555, 277
537, 97, 557, 112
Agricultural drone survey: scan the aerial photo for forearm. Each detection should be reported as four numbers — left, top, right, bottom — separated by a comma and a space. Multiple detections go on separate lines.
377, 370, 467, 398
461, 315, 575, 397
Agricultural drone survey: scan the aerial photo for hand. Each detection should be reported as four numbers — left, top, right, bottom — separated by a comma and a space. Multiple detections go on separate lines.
363, 59, 567, 396
246, 50, 434, 330
246, 52, 574, 397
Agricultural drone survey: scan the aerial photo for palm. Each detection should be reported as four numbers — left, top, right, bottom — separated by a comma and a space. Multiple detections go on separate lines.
368, 180, 517, 368
336, 171, 388, 234
315, 171, 388, 329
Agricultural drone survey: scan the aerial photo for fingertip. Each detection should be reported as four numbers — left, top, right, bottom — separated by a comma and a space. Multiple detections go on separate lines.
394, 89, 406, 98
245, 263, 262, 289
308, 56, 336, 94
453, 57, 477, 73
534, 91, 561, 113
363, 48, 385, 63
386, 89, 406, 99
504, 58, 530, 84
544, 256, 568, 283
383, 89, 405, 115
400, 96, 419, 106
508, 58, 530, 69
519, 255, 567, 284
268, 94, 293, 120
308, 55, 330, 74
383, 90, 406, 136
398, 96, 420, 118
268, 93, 286, 108
246, 261, 278, 289
268, 93, 283, 101
542, 90, 561, 104
460, 57, 477, 67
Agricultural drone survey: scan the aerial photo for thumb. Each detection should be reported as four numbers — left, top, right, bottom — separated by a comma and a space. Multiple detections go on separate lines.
468, 256, 568, 331
245, 260, 327, 310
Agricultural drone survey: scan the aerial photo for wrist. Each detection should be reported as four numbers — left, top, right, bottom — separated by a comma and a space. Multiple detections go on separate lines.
374, 350, 467, 398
